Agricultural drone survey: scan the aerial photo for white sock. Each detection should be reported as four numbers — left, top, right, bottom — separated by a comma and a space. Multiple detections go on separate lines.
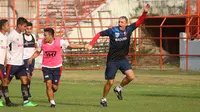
50, 100, 55, 105
116, 85, 122, 91
101, 98, 106, 102
24, 100, 29, 104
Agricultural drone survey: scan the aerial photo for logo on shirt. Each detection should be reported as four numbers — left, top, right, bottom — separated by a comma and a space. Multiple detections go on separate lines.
115, 33, 120, 38
24, 41, 35, 46
18, 44, 24, 47
45, 75, 49, 78
124, 32, 127, 36
115, 37, 127, 42
1, 46, 7, 49
45, 51, 57, 57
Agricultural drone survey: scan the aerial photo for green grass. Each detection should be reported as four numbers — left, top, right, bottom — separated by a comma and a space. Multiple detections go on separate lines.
0, 70, 200, 112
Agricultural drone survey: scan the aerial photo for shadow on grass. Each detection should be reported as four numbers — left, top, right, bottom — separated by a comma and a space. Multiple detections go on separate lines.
139, 93, 200, 99
30, 99, 99, 107
9, 96, 99, 107
58, 102, 99, 107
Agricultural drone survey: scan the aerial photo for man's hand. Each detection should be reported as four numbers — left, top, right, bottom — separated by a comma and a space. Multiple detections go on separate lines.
144, 3, 150, 12
28, 58, 33, 65
27, 72, 31, 80
85, 44, 93, 51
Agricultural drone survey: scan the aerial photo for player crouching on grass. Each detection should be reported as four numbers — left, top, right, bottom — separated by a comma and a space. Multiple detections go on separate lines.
28, 28, 86, 108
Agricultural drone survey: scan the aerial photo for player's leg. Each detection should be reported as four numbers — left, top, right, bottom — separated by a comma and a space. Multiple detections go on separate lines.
28, 59, 35, 98
42, 67, 55, 107
0, 69, 3, 106
3, 65, 18, 107
100, 61, 118, 107
24, 59, 35, 98
114, 58, 134, 100
52, 67, 62, 93
0, 84, 3, 106
50, 67, 62, 108
17, 66, 37, 106
119, 70, 134, 87
46, 80, 55, 107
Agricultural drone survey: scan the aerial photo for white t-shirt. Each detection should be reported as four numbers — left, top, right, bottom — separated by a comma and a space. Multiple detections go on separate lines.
0, 32, 8, 65
7, 30, 24, 65
37, 39, 69, 68
23, 34, 37, 59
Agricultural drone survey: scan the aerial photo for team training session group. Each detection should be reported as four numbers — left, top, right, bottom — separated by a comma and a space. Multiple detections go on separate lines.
0, 4, 150, 108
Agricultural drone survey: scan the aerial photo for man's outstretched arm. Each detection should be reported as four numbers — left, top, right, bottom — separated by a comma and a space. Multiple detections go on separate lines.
132, 4, 150, 28
86, 29, 109, 51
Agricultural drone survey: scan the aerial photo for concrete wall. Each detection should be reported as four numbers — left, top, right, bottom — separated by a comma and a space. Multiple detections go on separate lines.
0, 0, 38, 30
0, 0, 14, 27
68, 0, 188, 42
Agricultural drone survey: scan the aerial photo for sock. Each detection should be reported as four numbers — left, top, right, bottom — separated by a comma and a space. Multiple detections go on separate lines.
21, 84, 28, 102
101, 98, 106, 102
50, 100, 55, 105
0, 85, 2, 99
2, 86, 11, 103
24, 100, 29, 104
27, 80, 31, 95
116, 85, 122, 91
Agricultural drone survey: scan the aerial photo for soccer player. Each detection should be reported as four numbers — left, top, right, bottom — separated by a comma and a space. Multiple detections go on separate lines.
28, 28, 86, 108
6, 17, 37, 106
23, 22, 38, 98
0, 19, 17, 107
86, 4, 150, 107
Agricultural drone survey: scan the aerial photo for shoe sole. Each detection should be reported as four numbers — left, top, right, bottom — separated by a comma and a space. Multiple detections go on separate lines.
114, 90, 123, 100
100, 104, 107, 107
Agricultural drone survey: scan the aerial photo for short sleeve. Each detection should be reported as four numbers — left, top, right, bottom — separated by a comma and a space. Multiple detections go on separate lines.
37, 40, 42, 51
100, 29, 111, 36
129, 23, 137, 32
7, 33, 14, 45
32, 34, 37, 43
60, 39, 69, 49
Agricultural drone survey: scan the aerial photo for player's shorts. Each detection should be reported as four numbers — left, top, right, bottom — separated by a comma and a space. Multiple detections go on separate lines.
42, 67, 62, 85
0, 64, 6, 80
24, 59, 35, 76
105, 58, 132, 80
6, 64, 27, 81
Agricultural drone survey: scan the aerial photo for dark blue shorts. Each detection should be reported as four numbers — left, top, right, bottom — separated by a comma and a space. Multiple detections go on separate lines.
42, 67, 62, 85
24, 59, 35, 76
105, 58, 132, 80
0, 64, 6, 79
6, 64, 27, 81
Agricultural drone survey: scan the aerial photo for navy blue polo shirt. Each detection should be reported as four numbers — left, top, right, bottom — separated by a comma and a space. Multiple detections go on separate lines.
100, 23, 137, 62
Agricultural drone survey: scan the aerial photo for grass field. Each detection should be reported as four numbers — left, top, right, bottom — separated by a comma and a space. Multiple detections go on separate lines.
0, 70, 200, 112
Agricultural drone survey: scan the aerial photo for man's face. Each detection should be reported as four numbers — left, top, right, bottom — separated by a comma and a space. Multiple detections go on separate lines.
18, 23, 27, 32
44, 32, 53, 43
3, 21, 10, 32
25, 26, 33, 35
118, 18, 128, 29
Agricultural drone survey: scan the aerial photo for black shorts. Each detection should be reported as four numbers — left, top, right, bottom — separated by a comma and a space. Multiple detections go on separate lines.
0, 64, 6, 80
105, 58, 132, 80
24, 59, 35, 76
6, 64, 27, 81
42, 67, 62, 85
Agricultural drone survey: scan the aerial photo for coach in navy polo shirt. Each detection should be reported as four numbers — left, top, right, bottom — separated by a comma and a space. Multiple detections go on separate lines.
86, 4, 150, 107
